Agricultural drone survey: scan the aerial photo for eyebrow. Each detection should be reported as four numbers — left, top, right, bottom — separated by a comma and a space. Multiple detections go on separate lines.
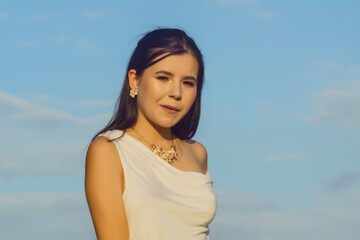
155, 70, 197, 81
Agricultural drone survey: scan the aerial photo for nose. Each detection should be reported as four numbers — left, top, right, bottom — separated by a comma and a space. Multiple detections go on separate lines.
168, 81, 182, 100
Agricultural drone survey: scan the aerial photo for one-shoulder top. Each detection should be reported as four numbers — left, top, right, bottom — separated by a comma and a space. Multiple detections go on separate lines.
97, 130, 217, 240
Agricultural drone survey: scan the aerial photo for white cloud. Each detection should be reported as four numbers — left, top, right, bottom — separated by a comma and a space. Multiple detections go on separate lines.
30, 93, 114, 109
327, 61, 342, 71
214, 0, 256, 6
313, 207, 345, 218
20, 13, 58, 21
350, 65, 360, 74
0, 192, 96, 240
326, 60, 360, 74
17, 35, 70, 47
0, 91, 110, 178
213, 0, 278, 21
0, 90, 112, 130
211, 188, 360, 239
296, 80, 360, 131
254, 9, 278, 19
215, 189, 277, 213
15, 35, 100, 54
265, 152, 303, 162
323, 171, 360, 192
74, 39, 98, 53
0, 90, 90, 130
257, 101, 286, 120
0, 11, 8, 19
0, 136, 87, 178
17, 40, 37, 47
57, 34, 69, 43
81, 10, 109, 19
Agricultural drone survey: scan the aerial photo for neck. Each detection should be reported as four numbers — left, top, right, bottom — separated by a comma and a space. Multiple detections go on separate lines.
131, 117, 174, 144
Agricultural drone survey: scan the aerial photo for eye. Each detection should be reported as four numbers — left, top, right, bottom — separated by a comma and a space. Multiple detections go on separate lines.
157, 76, 169, 81
183, 81, 195, 87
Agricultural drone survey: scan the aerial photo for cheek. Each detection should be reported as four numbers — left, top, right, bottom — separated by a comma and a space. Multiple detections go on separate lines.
141, 79, 163, 99
184, 88, 197, 108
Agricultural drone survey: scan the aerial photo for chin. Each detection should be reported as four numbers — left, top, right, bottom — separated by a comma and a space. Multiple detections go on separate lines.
153, 117, 182, 129
157, 121, 178, 129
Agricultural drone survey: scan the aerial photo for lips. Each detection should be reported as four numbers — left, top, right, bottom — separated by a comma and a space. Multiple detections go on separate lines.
160, 105, 180, 111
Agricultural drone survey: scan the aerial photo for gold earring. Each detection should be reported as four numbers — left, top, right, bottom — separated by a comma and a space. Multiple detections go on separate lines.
130, 89, 138, 98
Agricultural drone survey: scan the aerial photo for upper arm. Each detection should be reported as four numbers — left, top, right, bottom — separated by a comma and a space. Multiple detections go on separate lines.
84, 136, 129, 240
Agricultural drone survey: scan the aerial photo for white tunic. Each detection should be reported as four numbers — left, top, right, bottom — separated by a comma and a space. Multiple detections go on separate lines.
97, 130, 217, 240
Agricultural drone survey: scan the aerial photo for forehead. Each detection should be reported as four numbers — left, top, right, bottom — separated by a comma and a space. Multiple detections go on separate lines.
146, 53, 198, 77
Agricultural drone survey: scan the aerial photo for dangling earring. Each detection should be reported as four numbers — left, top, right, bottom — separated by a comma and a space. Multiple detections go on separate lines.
129, 88, 138, 98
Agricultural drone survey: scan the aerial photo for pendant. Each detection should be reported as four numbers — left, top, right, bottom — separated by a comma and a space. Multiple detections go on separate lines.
150, 144, 178, 164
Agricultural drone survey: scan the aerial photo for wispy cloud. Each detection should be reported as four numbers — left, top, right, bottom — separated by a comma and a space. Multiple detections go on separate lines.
0, 192, 95, 240
0, 91, 109, 178
295, 80, 360, 131
254, 9, 278, 19
257, 101, 286, 120
216, 190, 276, 214
15, 35, 101, 54
327, 61, 342, 71
213, 190, 308, 239
20, 13, 58, 22
17, 35, 70, 47
350, 65, 360, 74
0, 11, 8, 19
213, 0, 278, 20
265, 152, 303, 162
0, 90, 88, 130
324, 171, 360, 192
74, 39, 98, 53
212, 188, 360, 239
30, 93, 114, 109
325, 60, 360, 74
313, 207, 345, 218
81, 10, 110, 19
214, 0, 256, 6
0, 138, 86, 178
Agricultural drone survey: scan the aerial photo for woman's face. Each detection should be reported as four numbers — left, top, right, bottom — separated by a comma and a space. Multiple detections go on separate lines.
131, 53, 198, 129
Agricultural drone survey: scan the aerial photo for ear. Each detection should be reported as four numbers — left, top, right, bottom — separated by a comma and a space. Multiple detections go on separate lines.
128, 69, 139, 90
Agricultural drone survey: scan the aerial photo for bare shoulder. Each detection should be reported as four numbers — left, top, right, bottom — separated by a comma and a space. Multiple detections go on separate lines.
87, 136, 118, 160
184, 139, 208, 172
85, 135, 124, 189
86, 136, 124, 182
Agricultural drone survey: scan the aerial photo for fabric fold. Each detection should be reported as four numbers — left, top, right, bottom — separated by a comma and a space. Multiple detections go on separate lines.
97, 129, 217, 240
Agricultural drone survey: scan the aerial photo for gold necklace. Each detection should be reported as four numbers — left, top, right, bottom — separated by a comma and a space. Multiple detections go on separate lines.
130, 127, 178, 165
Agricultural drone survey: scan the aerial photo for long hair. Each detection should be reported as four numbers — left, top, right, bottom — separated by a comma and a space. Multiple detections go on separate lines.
92, 28, 205, 141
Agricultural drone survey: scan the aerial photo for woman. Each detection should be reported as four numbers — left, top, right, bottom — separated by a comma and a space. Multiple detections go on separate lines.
85, 28, 217, 240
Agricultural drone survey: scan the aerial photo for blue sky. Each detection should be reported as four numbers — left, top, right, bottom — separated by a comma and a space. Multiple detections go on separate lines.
1, 0, 360, 239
